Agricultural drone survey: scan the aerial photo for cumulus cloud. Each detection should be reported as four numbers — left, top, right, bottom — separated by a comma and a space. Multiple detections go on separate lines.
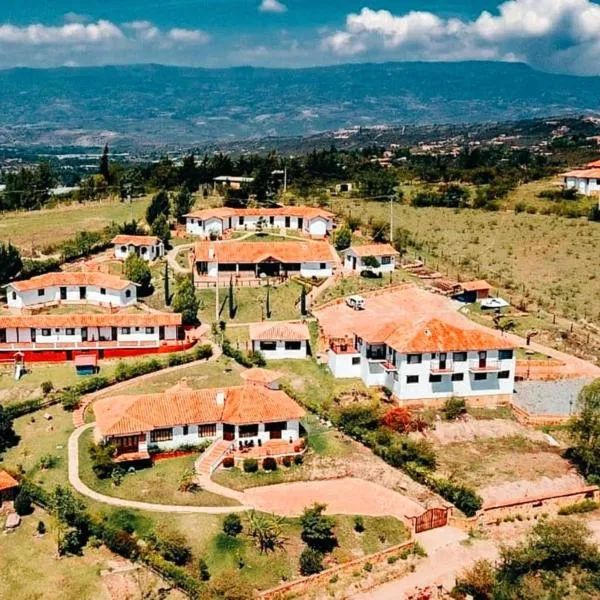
167, 28, 210, 44
259, 0, 287, 14
323, 0, 600, 74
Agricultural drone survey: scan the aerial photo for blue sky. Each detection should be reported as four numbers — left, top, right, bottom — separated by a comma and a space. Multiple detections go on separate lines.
1, 0, 600, 74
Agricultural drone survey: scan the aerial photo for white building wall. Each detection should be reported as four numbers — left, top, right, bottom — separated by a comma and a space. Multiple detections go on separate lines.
252, 339, 307, 360
306, 217, 328, 237
327, 350, 362, 378
564, 176, 600, 196
343, 251, 396, 274
114, 243, 163, 262
8, 284, 137, 309
300, 261, 333, 278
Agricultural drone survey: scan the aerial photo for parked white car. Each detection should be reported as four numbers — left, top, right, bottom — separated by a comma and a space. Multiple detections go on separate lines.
346, 295, 365, 310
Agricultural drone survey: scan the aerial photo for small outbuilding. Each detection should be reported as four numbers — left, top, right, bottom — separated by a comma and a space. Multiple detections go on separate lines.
0, 470, 19, 505
250, 321, 310, 360
343, 244, 399, 274
75, 354, 98, 376
460, 280, 493, 302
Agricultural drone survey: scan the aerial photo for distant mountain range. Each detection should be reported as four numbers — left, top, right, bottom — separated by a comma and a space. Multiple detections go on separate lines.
1, 61, 600, 150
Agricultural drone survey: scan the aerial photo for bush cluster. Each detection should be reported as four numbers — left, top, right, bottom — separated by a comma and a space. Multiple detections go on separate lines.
222, 338, 265, 368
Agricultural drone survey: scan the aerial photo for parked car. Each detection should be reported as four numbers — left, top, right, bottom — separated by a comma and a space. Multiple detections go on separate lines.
346, 295, 365, 310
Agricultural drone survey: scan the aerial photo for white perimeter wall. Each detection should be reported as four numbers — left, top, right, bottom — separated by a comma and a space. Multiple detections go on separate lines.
252, 340, 308, 360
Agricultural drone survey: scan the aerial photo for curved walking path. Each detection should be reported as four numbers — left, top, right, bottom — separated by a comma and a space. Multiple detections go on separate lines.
68, 424, 251, 514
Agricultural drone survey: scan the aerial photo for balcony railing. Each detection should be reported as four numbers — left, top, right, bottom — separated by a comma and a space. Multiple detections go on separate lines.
0, 339, 185, 351
430, 360, 455, 374
469, 359, 501, 372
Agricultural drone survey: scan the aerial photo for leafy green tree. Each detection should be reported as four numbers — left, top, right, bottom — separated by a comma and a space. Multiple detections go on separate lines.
300, 503, 337, 553
256, 215, 267, 235
172, 276, 199, 325
198, 557, 210, 581
299, 548, 324, 576
151, 214, 171, 246
146, 189, 170, 226
569, 379, 600, 479
0, 242, 23, 285
0, 404, 18, 452
124, 253, 152, 293
362, 255, 380, 269
180, 154, 199, 192
333, 225, 352, 251
153, 528, 192, 565
173, 187, 194, 223
14, 490, 33, 516
99, 144, 110, 183
89, 442, 116, 479
223, 513, 243, 537
246, 510, 286, 553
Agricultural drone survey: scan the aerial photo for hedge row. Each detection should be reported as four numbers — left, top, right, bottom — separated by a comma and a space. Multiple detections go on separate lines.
5, 343, 214, 420
25, 481, 206, 598
222, 337, 265, 368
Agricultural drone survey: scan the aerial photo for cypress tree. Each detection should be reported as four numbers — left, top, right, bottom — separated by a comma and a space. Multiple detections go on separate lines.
164, 262, 170, 306
265, 281, 271, 319
228, 275, 235, 319
300, 285, 307, 316
99, 144, 110, 182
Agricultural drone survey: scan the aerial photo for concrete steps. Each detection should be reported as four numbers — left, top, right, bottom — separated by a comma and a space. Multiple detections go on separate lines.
196, 439, 232, 476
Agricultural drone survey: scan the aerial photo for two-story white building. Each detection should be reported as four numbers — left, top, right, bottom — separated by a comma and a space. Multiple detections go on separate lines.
5, 272, 138, 309
328, 317, 518, 407
343, 244, 399, 274
249, 321, 310, 360
185, 206, 334, 238
0, 312, 187, 361
93, 382, 305, 461
112, 235, 165, 262
193, 240, 336, 285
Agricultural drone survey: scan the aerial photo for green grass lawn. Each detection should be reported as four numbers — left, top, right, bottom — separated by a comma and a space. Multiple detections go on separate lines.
0, 196, 150, 254
78, 429, 239, 507
0, 509, 112, 600
198, 280, 304, 324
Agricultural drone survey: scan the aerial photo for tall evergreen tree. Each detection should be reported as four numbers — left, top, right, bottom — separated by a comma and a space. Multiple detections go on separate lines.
151, 214, 171, 245
300, 285, 307, 316
99, 144, 110, 182
0, 242, 23, 284
164, 262, 170, 306
228, 275, 235, 319
172, 276, 199, 325
265, 281, 271, 319
146, 189, 170, 226
173, 188, 194, 223
0, 404, 17, 452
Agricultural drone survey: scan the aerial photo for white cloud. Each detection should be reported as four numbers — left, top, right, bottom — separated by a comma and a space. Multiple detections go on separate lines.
323, 0, 600, 74
167, 28, 210, 44
0, 20, 124, 45
259, 0, 287, 14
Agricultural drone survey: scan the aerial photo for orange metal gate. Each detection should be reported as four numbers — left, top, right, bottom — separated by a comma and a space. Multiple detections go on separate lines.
414, 508, 449, 533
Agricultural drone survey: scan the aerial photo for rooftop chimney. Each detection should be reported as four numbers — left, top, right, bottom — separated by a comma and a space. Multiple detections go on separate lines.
215, 391, 225, 406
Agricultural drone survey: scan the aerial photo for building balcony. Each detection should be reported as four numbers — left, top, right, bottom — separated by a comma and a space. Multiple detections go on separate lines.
430, 360, 455, 374
469, 359, 501, 373
0, 339, 186, 352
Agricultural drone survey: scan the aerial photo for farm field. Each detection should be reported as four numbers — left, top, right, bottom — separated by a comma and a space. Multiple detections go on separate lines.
0, 196, 150, 254
333, 198, 600, 326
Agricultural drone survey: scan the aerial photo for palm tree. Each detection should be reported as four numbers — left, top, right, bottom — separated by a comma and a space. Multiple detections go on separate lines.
246, 510, 287, 553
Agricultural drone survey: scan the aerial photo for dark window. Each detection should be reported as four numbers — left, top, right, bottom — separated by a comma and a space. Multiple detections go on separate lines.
182, 425, 189, 436
120, 245, 127, 252
451, 373, 464, 382
498, 370, 510, 379
260, 341, 277, 351
100, 287, 106, 295
269, 216, 275, 225
265, 421, 287, 432
198, 424, 217, 437
11, 291, 16, 300
474, 373, 488, 381
352, 357, 361, 365
407, 375, 419, 384
145, 327, 155, 334
407, 354, 422, 364
65, 328, 75, 336
121, 327, 131, 334
239, 216, 245, 225
285, 216, 291, 227
381, 256, 391, 265
239, 424, 259, 438
151, 428, 173, 442
125, 289, 131, 298
499, 350, 514, 360
140, 247, 147, 255
429, 374, 442, 383
285, 341, 302, 350
41, 329, 51, 336
38, 289, 44, 297
320, 263, 327, 269
453, 352, 467, 362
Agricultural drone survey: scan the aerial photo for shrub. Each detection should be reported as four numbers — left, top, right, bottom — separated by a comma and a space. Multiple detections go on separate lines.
443, 397, 466, 421
198, 557, 210, 581
38, 454, 58, 470
59, 528, 84, 556
153, 529, 192, 565
299, 547, 324, 576
223, 513, 243, 537
37, 520, 46, 535
194, 343, 213, 360
294, 454, 304, 465
243, 458, 258, 473
222, 456, 234, 468
300, 503, 337, 553
382, 438, 437, 469
89, 442, 116, 479
353, 516, 365, 533
40, 381, 54, 395
558, 499, 599, 515
60, 389, 81, 411
336, 404, 380, 438
282, 455, 292, 467
262, 457, 277, 471
363, 561, 373, 572
454, 559, 496, 599
14, 490, 33, 516
209, 570, 254, 600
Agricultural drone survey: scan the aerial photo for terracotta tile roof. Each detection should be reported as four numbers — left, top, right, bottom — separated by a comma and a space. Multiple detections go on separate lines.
587, 159, 600, 168
346, 244, 399, 258
353, 320, 403, 344
194, 240, 335, 264
186, 206, 334, 220
94, 383, 305, 437
0, 470, 18, 491
561, 168, 600, 178
75, 354, 98, 367
111, 235, 161, 246
9, 271, 134, 292
377, 318, 518, 353
0, 311, 181, 329
461, 280, 492, 292
249, 321, 310, 342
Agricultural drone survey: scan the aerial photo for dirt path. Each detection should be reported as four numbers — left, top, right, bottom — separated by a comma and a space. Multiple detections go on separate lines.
166, 243, 194, 274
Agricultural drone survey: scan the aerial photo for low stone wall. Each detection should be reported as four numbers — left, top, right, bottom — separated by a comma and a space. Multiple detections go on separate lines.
395, 393, 512, 410
510, 402, 570, 427
516, 359, 567, 381
259, 540, 414, 600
